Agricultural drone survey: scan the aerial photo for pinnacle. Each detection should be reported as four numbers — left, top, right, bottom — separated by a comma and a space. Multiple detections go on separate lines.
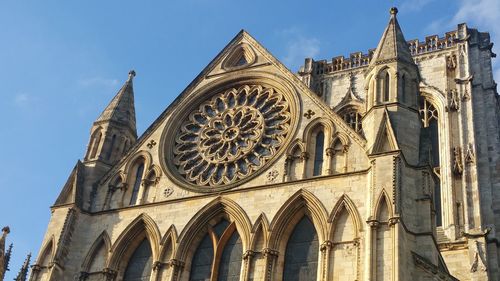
95, 71, 137, 135
369, 6, 414, 66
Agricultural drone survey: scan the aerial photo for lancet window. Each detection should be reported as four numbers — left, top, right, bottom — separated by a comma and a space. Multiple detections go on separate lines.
129, 162, 145, 206
123, 239, 152, 281
189, 219, 243, 281
283, 216, 319, 281
419, 97, 442, 226
313, 131, 325, 176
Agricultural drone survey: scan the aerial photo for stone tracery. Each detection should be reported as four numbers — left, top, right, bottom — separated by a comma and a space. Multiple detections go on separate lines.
172, 84, 292, 188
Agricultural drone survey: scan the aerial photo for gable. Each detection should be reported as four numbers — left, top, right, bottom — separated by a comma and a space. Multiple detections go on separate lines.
97, 30, 367, 196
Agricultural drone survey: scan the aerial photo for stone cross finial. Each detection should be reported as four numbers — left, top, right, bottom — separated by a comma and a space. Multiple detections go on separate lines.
1, 227, 9, 235
128, 70, 136, 81
390, 7, 398, 16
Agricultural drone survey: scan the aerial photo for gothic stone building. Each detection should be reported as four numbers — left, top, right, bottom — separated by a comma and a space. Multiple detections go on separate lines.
31, 8, 500, 281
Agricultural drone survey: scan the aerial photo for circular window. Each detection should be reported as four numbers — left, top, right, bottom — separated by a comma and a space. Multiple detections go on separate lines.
162, 77, 297, 192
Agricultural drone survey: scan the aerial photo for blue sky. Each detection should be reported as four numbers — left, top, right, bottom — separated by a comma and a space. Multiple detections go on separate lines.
1, 0, 499, 278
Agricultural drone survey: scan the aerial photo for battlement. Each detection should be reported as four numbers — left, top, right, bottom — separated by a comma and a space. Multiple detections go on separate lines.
300, 26, 462, 75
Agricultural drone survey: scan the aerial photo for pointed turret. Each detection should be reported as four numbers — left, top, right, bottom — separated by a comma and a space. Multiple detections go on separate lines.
14, 253, 31, 281
84, 71, 138, 165
369, 7, 414, 67
78, 71, 139, 210
363, 7, 422, 164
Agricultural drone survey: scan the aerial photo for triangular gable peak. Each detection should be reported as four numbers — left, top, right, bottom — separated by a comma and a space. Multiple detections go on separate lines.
370, 108, 399, 154
98, 30, 367, 192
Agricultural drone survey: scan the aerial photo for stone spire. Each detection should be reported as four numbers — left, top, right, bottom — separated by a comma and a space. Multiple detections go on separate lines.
14, 253, 31, 281
0, 227, 10, 281
95, 70, 137, 136
370, 7, 414, 66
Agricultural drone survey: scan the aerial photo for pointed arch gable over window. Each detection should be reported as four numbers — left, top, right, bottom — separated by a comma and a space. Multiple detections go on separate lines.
269, 189, 327, 280
108, 213, 161, 274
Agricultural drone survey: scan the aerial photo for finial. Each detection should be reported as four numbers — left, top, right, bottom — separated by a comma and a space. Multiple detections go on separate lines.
1, 226, 9, 235
390, 7, 398, 16
128, 70, 136, 81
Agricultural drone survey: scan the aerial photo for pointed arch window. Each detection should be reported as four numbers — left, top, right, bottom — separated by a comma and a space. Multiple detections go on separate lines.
106, 134, 117, 160
283, 216, 319, 281
377, 69, 390, 103
419, 97, 442, 226
129, 162, 145, 206
123, 239, 152, 281
383, 72, 390, 102
313, 131, 325, 176
340, 107, 363, 133
89, 130, 102, 160
401, 74, 406, 103
189, 219, 243, 281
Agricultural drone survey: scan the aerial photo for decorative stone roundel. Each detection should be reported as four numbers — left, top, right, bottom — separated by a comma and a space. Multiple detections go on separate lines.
171, 84, 292, 189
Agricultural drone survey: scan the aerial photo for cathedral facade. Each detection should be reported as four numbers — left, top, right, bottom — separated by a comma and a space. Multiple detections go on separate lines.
30, 8, 500, 281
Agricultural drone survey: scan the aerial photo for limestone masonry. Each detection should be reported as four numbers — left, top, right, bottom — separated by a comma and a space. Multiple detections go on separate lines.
30, 7, 500, 281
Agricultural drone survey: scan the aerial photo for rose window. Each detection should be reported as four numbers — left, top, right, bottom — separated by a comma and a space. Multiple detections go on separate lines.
172, 84, 292, 187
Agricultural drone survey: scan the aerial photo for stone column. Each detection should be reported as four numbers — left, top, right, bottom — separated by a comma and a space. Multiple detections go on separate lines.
365, 220, 378, 281
320, 240, 333, 281
241, 250, 255, 281
262, 248, 278, 281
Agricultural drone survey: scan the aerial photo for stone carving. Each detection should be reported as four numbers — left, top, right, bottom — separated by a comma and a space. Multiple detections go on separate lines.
465, 143, 475, 164
163, 188, 174, 198
448, 88, 460, 111
147, 140, 157, 149
303, 109, 315, 119
470, 241, 487, 272
453, 147, 464, 175
172, 85, 291, 187
446, 55, 457, 70
266, 170, 279, 182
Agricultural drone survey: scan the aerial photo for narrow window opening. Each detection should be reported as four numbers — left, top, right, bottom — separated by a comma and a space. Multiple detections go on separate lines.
384, 72, 390, 102
313, 131, 325, 176
129, 162, 145, 206
89, 131, 102, 159
106, 134, 117, 160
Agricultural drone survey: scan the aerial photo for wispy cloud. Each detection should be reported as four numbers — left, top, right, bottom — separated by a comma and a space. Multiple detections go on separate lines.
77, 77, 119, 88
279, 27, 320, 71
400, 0, 434, 12
426, 0, 500, 83
13, 93, 38, 108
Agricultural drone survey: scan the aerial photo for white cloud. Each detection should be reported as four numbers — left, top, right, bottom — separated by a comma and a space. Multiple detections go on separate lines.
280, 28, 320, 71
78, 77, 119, 88
452, 0, 500, 83
13, 93, 37, 108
